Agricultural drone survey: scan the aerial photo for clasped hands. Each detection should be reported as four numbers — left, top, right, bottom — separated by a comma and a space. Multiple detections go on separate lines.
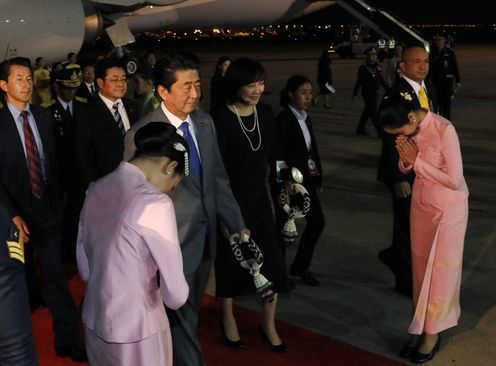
395, 135, 418, 167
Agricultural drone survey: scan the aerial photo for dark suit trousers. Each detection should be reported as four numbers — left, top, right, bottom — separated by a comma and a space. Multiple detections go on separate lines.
0, 235, 38, 366
386, 184, 413, 288
276, 186, 325, 271
168, 258, 210, 366
28, 196, 77, 348
291, 186, 325, 271
357, 92, 381, 136
434, 80, 454, 120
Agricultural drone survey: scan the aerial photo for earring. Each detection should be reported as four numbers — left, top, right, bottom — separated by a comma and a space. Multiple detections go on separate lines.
166, 171, 172, 175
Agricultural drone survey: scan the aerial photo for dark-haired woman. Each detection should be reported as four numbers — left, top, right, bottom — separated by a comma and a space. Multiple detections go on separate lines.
212, 58, 289, 352
379, 93, 468, 363
273, 75, 325, 286
77, 122, 189, 366
209, 56, 231, 113
314, 50, 333, 109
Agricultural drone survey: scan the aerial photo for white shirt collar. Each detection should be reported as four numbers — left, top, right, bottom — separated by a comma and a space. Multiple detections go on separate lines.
160, 102, 193, 129
56, 96, 72, 111
99, 93, 122, 111
288, 105, 307, 121
400, 74, 426, 95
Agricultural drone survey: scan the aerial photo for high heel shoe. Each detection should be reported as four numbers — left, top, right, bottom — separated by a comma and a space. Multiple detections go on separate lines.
220, 322, 244, 349
411, 335, 441, 364
258, 325, 288, 353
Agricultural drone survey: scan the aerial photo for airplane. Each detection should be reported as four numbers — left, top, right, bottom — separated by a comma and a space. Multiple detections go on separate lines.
0, 0, 336, 64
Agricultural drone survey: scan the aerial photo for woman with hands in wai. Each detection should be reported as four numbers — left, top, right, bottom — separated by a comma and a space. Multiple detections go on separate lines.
379, 92, 468, 364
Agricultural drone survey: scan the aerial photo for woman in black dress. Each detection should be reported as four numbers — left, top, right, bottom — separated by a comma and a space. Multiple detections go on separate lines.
315, 49, 333, 109
212, 58, 289, 352
273, 75, 325, 286
209, 56, 231, 113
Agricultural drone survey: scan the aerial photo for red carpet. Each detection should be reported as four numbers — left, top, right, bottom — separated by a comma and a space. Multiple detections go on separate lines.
32, 276, 405, 366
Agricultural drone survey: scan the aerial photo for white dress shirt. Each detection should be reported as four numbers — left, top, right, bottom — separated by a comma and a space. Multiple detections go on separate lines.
160, 102, 202, 161
289, 105, 312, 150
99, 93, 131, 131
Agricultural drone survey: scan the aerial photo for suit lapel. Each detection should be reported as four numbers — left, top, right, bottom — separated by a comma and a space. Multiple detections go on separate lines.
1, 108, 30, 178
287, 108, 309, 152
188, 115, 203, 189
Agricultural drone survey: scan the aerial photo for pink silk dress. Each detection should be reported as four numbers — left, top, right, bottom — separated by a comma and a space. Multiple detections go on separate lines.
399, 112, 469, 335
77, 162, 189, 366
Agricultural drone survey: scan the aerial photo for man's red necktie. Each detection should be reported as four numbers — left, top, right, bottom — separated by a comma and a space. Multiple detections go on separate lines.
21, 111, 44, 198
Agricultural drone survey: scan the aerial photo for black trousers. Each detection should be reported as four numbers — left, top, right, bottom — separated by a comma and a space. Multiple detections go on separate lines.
434, 80, 454, 120
357, 92, 382, 136
385, 184, 413, 289
276, 185, 325, 271
0, 207, 38, 366
27, 196, 77, 348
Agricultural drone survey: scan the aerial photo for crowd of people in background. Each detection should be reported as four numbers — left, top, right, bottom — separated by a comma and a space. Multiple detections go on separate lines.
0, 31, 465, 366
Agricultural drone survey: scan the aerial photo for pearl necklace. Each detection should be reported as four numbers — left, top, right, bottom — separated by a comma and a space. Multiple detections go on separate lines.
232, 105, 262, 152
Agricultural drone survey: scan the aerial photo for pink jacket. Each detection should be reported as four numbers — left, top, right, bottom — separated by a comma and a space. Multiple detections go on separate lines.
77, 162, 188, 343
399, 112, 469, 207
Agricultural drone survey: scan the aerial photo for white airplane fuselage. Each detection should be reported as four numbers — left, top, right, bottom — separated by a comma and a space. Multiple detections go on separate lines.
0, 0, 335, 64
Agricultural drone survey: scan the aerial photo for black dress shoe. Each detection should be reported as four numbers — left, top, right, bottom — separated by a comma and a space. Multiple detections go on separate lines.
399, 344, 416, 358
290, 267, 319, 286
258, 325, 288, 353
220, 322, 244, 349
55, 345, 88, 363
411, 335, 441, 364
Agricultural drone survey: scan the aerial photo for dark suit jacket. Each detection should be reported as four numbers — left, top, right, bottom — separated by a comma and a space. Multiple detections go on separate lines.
76, 83, 98, 102
76, 96, 138, 187
377, 77, 438, 186
0, 104, 62, 221
274, 108, 323, 189
48, 98, 85, 188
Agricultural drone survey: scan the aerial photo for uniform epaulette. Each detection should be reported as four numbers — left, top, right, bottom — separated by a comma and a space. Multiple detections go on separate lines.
74, 96, 88, 103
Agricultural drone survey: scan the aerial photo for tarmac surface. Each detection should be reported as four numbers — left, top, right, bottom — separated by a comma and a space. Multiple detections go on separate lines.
183, 42, 496, 365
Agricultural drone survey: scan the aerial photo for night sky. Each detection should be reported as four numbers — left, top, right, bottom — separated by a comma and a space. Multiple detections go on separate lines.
307, 0, 495, 25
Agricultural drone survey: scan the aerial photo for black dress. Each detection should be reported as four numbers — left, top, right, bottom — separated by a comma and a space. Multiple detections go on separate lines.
212, 104, 290, 297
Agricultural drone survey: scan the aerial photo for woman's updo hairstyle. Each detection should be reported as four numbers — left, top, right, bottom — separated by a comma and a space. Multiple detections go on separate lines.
379, 91, 423, 130
134, 122, 188, 176
279, 74, 312, 107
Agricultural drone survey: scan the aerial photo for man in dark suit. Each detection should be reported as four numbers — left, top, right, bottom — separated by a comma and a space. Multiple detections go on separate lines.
75, 64, 98, 101
124, 53, 249, 366
377, 45, 438, 297
76, 58, 138, 188
0, 57, 86, 362
47, 67, 87, 261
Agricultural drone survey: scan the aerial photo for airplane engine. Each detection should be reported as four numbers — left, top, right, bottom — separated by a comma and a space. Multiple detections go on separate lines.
0, 0, 100, 64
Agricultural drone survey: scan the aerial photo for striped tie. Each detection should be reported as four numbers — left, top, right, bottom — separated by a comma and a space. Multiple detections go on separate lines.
112, 102, 126, 135
418, 86, 429, 110
21, 111, 44, 199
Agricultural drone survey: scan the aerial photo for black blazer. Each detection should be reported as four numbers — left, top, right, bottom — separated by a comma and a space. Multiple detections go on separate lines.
377, 77, 438, 186
0, 105, 62, 220
274, 108, 323, 188
76, 96, 138, 187
76, 83, 98, 101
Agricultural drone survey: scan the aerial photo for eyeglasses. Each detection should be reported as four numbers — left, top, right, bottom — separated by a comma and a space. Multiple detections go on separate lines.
104, 77, 127, 84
